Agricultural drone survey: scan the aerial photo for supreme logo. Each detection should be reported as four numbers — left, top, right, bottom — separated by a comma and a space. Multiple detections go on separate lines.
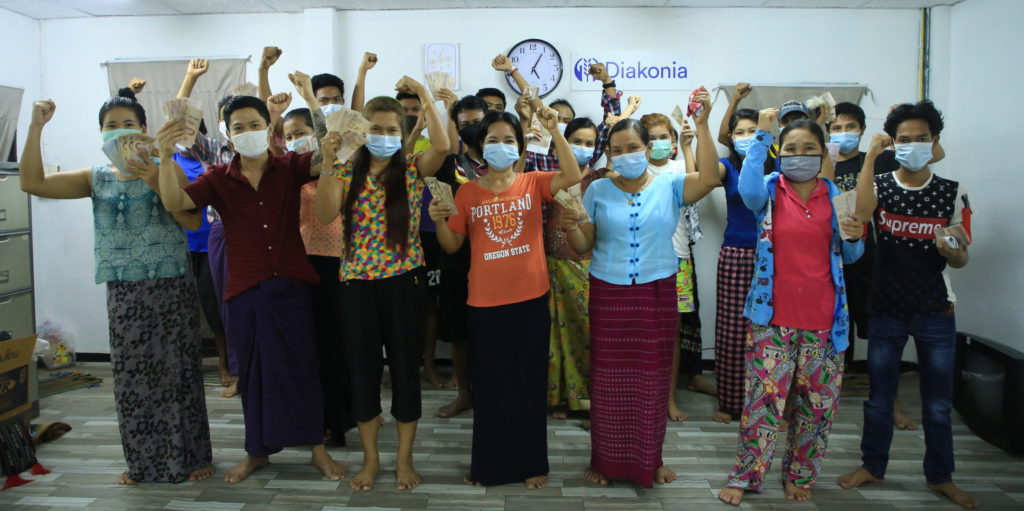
877, 209, 948, 240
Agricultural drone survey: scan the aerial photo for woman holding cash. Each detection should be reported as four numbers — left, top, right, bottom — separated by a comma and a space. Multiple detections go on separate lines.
315, 76, 449, 492
561, 91, 718, 488
717, 111, 864, 506
430, 106, 581, 489
17, 91, 212, 484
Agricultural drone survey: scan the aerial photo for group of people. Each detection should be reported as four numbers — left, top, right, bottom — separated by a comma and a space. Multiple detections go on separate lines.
17, 44, 976, 509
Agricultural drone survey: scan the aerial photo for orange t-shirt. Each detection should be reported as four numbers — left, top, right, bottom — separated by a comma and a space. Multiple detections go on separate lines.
447, 171, 556, 307
299, 180, 344, 258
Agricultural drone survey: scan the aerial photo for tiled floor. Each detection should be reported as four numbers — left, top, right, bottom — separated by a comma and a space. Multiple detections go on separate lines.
3, 361, 1023, 510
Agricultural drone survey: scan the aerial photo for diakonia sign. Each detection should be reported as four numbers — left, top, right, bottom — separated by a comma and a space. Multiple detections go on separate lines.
570, 51, 691, 91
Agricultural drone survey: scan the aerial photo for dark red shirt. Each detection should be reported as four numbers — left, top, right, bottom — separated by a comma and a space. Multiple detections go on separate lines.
184, 151, 319, 300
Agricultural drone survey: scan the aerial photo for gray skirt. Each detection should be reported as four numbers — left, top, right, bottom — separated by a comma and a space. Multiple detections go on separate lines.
106, 274, 212, 482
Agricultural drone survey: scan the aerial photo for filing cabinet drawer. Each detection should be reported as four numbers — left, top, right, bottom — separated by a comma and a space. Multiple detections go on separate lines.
0, 291, 34, 339
0, 173, 30, 232
0, 232, 31, 295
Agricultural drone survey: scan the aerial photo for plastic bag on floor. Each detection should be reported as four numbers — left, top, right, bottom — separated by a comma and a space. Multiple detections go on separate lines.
35, 320, 75, 369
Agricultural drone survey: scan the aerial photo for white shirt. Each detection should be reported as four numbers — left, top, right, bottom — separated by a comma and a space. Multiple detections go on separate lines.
648, 158, 693, 259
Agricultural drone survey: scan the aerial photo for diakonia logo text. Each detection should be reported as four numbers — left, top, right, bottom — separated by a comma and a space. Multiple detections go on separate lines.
574, 57, 689, 82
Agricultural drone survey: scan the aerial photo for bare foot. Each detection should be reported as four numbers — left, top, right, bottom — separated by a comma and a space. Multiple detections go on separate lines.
443, 378, 458, 390
463, 474, 482, 486
436, 395, 472, 418
220, 381, 239, 398
717, 487, 745, 506
894, 402, 918, 430
424, 367, 447, 389
585, 468, 609, 486
188, 466, 214, 481
377, 415, 386, 426
349, 459, 380, 491
712, 410, 733, 424
668, 401, 688, 422
396, 461, 422, 491
225, 456, 269, 484
687, 374, 717, 396
117, 473, 136, 485
311, 445, 346, 481
552, 407, 569, 420
218, 366, 232, 387
525, 475, 549, 490
784, 480, 812, 501
927, 482, 977, 509
836, 467, 882, 489
655, 466, 677, 485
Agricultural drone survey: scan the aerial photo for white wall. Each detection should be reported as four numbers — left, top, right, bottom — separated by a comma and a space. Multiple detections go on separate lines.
29, 6, 923, 354
0, 8, 41, 152
931, 0, 1024, 352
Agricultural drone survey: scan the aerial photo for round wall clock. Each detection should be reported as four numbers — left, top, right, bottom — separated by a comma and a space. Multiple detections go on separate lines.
505, 39, 563, 98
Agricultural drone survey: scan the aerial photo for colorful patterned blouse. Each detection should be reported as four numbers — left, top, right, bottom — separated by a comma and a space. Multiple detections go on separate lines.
331, 155, 424, 281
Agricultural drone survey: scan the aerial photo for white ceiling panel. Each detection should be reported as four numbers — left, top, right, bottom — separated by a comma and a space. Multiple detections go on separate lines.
0, 0, 970, 19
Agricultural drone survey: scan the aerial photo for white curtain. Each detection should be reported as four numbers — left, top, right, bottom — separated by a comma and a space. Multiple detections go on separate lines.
717, 84, 868, 112
0, 86, 25, 162
106, 58, 247, 142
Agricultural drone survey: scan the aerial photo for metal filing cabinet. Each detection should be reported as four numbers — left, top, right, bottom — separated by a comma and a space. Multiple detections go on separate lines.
0, 162, 38, 417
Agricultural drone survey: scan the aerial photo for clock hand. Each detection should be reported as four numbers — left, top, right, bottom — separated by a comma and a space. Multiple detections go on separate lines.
531, 51, 543, 73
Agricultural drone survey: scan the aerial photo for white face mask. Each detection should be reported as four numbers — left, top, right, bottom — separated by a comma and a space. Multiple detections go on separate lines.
231, 129, 269, 158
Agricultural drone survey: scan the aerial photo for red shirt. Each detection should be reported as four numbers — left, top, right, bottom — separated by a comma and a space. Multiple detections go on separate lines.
184, 151, 319, 300
771, 177, 834, 331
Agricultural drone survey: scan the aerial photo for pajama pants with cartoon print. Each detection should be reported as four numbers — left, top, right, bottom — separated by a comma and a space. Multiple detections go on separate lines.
726, 324, 844, 490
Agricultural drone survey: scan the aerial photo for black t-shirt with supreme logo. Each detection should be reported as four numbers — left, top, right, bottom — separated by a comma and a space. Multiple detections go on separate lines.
870, 172, 972, 318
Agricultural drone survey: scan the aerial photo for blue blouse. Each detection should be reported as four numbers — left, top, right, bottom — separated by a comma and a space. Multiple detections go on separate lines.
584, 171, 686, 285
92, 165, 190, 284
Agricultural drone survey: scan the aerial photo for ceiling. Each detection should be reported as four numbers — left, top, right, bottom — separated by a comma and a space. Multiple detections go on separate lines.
0, 0, 967, 20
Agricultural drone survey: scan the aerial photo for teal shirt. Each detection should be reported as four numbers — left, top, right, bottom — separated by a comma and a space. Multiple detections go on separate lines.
91, 165, 189, 283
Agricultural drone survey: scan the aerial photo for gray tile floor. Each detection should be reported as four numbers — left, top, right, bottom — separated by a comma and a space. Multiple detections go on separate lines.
3, 361, 1023, 510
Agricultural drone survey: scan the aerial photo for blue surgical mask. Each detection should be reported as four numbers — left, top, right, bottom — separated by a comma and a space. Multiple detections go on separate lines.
779, 155, 821, 183
894, 142, 933, 172
320, 104, 344, 116
570, 144, 594, 166
557, 122, 568, 136
612, 151, 648, 179
733, 136, 755, 156
483, 143, 519, 171
365, 134, 403, 159
286, 135, 317, 154
830, 132, 860, 154
650, 139, 672, 160
101, 128, 142, 143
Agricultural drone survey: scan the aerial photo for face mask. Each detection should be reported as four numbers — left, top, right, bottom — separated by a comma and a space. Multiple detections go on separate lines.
218, 121, 229, 139
557, 122, 568, 136
286, 135, 318, 154
404, 115, 419, 135
830, 132, 860, 154
366, 134, 403, 159
320, 104, 344, 116
650, 139, 672, 160
733, 136, 755, 156
101, 128, 141, 143
612, 151, 649, 179
894, 142, 933, 172
231, 129, 269, 158
570, 144, 594, 166
779, 154, 822, 183
482, 143, 519, 171
458, 122, 484, 148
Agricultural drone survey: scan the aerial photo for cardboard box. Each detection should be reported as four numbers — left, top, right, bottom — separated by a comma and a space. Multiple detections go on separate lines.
0, 336, 35, 423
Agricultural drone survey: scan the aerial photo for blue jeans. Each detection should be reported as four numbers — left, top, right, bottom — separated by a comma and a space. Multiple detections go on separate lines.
860, 313, 956, 484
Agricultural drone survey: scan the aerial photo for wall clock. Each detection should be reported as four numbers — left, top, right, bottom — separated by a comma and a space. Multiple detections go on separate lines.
505, 39, 563, 98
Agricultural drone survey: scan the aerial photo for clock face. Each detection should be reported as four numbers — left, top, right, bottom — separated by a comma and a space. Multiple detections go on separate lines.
506, 39, 563, 98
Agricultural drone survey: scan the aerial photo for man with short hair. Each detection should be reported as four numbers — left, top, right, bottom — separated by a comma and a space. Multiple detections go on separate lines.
312, 73, 345, 109
838, 101, 976, 510
475, 87, 506, 112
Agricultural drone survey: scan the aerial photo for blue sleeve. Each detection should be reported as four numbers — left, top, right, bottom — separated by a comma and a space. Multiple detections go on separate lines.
841, 239, 865, 264
673, 172, 686, 208
738, 129, 773, 214
583, 180, 598, 222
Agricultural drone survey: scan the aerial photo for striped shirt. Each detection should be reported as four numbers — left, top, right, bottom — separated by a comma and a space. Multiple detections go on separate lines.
184, 151, 319, 300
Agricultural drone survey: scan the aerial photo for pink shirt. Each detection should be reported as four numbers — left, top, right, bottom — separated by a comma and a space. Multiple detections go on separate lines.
299, 181, 344, 258
771, 177, 834, 331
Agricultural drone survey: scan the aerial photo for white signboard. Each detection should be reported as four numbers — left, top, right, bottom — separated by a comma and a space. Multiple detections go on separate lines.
570, 51, 691, 91
424, 43, 460, 91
